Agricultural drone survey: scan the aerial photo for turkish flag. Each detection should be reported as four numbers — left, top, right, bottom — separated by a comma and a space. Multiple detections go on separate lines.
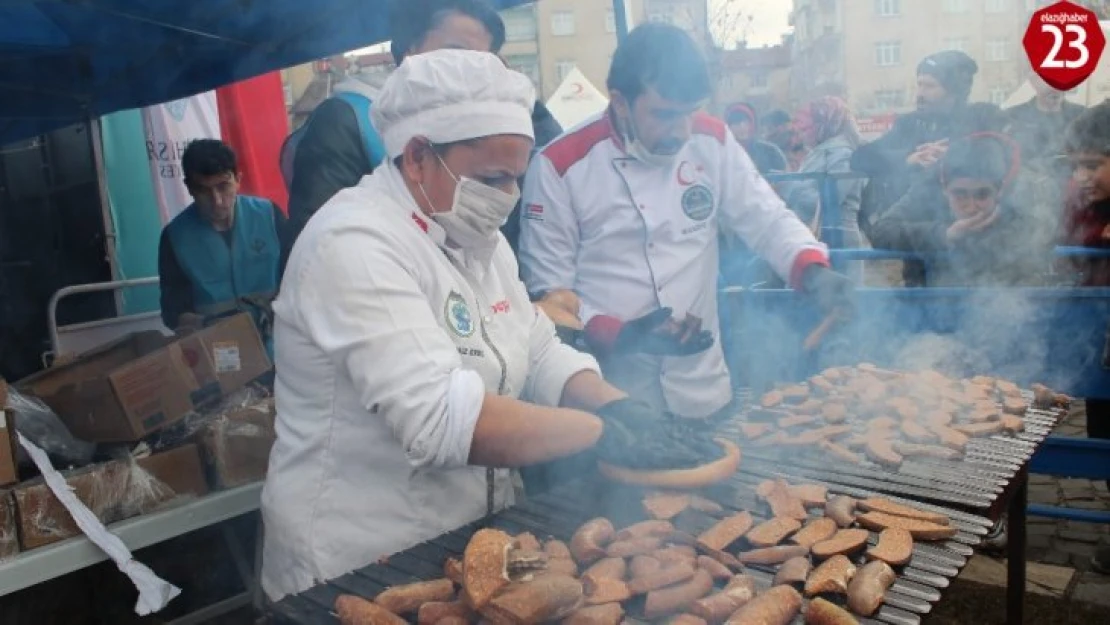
216, 72, 290, 213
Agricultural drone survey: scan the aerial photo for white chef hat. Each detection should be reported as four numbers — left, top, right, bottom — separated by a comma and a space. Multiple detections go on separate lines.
371, 49, 537, 158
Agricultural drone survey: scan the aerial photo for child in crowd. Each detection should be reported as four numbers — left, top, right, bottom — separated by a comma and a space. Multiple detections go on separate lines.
869, 132, 1052, 287
1060, 101, 1110, 574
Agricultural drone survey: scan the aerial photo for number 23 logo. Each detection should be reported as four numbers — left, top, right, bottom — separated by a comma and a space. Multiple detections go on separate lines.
1040, 23, 1089, 69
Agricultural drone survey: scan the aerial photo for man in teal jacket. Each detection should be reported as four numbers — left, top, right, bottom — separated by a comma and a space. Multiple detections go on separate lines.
158, 139, 290, 352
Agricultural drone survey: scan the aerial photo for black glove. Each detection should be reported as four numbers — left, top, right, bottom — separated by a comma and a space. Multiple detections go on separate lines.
593, 399, 718, 470
610, 308, 714, 356
801, 265, 856, 319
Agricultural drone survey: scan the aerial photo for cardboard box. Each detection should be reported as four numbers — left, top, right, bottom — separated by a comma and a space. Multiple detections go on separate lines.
0, 410, 16, 487
14, 444, 209, 550
18, 314, 271, 442
200, 401, 276, 489
0, 490, 18, 560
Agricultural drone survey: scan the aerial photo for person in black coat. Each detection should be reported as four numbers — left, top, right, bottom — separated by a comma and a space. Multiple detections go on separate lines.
287, 0, 562, 254
724, 102, 788, 174
852, 50, 1006, 238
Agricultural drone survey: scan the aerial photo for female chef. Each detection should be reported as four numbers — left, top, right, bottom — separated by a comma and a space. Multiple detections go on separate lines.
259, 50, 701, 602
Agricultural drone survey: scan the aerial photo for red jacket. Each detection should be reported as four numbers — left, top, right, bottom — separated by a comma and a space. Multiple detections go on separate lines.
1061, 183, 1110, 285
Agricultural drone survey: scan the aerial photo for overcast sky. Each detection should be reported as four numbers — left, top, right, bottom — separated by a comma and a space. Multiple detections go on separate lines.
710, 0, 793, 48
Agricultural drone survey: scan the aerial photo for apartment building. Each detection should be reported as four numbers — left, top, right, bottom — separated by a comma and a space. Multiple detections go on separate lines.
502, 0, 709, 101
715, 44, 793, 114
791, 0, 1053, 116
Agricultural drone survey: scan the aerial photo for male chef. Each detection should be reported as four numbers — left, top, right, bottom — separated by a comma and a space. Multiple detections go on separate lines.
518, 23, 854, 421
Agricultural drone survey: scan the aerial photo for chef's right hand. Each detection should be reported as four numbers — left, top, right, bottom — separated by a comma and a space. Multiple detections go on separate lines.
609, 308, 714, 356
593, 398, 707, 469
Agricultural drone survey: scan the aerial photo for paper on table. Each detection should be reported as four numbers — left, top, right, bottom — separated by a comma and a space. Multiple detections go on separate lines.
17, 433, 181, 615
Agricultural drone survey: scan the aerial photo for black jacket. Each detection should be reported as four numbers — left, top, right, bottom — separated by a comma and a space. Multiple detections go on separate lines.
287, 97, 563, 251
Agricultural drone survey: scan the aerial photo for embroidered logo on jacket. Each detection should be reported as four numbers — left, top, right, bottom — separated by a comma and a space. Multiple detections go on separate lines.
681, 184, 714, 221
444, 291, 476, 338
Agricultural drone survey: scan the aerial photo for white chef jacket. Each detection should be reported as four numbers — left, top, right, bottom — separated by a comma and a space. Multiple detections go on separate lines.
519, 111, 827, 419
261, 164, 599, 601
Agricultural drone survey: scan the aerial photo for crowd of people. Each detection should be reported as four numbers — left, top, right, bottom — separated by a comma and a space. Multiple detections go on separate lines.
151, 0, 1110, 597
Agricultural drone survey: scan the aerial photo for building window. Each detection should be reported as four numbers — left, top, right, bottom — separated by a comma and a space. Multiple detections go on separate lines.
941, 36, 968, 52
942, 0, 970, 12
986, 0, 1008, 12
986, 39, 1010, 62
555, 60, 576, 82
989, 86, 1010, 105
874, 0, 901, 17
874, 89, 905, 109
749, 70, 769, 89
506, 54, 540, 86
551, 10, 576, 36
605, 8, 616, 33
874, 41, 902, 67
504, 9, 537, 42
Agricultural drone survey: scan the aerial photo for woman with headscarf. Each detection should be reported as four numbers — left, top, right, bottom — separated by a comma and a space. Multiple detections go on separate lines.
783, 96, 865, 252
260, 50, 709, 601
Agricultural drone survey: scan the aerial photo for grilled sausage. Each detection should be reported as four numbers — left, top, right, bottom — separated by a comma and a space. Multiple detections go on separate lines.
545, 540, 573, 560
773, 556, 813, 586
954, 420, 1006, 436
375, 579, 456, 615
582, 574, 632, 605
866, 528, 913, 567
759, 480, 809, 521
810, 529, 870, 559
548, 558, 580, 577
432, 617, 468, 625
745, 517, 803, 548
694, 542, 744, 571
482, 574, 584, 625
966, 408, 1000, 424
868, 417, 898, 430
628, 562, 697, 594
740, 423, 775, 440
855, 511, 957, 540
1000, 414, 1025, 434
654, 545, 698, 566
689, 575, 757, 624
465, 530, 514, 609
782, 385, 810, 403
791, 518, 839, 549
644, 492, 692, 520
995, 379, 1021, 395
515, 533, 542, 552
417, 601, 472, 625
690, 495, 726, 515
779, 414, 818, 429
804, 597, 860, 625
571, 518, 616, 565
794, 425, 854, 446
630, 556, 663, 579
337, 594, 409, 625
804, 555, 857, 597
795, 399, 823, 414
738, 545, 809, 565
724, 585, 802, 625
846, 560, 896, 616
857, 498, 950, 525
561, 603, 624, 625
1002, 397, 1027, 415
616, 520, 675, 541
606, 536, 664, 558
900, 419, 935, 443
825, 496, 857, 528
821, 403, 848, 424
929, 424, 969, 451
697, 512, 754, 551
761, 391, 784, 408
820, 440, 863, 464
891, 442, 961, 461
643, 569, 715, 619
923, 410, 954, 427
789, 484, 829, 508
864, 436, 903, 467
667, 615, 709, 625
582, 558, 626, 580
443, 558, 463, 585
697, 555, 733, 580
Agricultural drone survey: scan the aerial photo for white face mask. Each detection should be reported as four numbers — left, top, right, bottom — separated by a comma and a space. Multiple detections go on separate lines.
419, 154, 520, 250
618, 108, 681, 168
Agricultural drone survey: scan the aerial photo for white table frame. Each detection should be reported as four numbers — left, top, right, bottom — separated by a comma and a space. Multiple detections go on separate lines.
0, 482, 263, 624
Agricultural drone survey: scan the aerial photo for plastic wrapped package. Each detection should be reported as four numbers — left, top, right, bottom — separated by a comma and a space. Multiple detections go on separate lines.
0, 490, 18, 560
148, 384, 271, 452
199, 397, 275, 488
12, 444, 209, 550
5, 387, 95, 467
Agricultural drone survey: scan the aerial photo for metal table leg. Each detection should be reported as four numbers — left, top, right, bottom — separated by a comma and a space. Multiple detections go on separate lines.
1006, 469, 1028, 625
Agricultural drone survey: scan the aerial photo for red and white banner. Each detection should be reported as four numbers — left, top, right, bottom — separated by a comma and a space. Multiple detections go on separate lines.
857, 114, 896, 142
142, 92, 221, 223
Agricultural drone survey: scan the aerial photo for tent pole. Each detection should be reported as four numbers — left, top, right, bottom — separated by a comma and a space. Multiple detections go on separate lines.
89, 116, 124, 316
613, 0, 629, 43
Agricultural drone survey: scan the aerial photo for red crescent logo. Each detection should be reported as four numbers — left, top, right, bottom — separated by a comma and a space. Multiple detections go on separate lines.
571, 83, 584, 95
676, 161, 695, 186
